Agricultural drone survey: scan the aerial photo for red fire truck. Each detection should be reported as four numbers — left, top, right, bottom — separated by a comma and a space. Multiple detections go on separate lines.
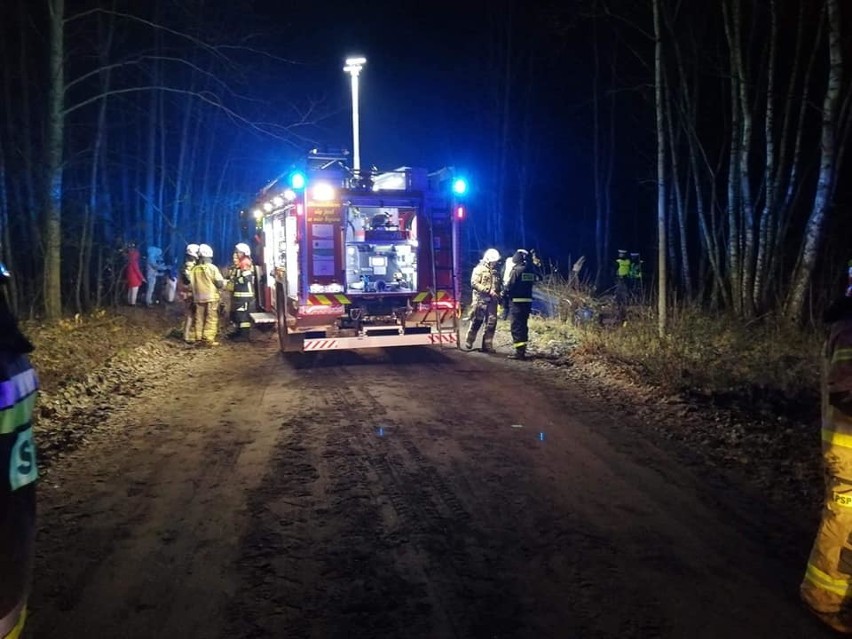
245, 149, 467, 353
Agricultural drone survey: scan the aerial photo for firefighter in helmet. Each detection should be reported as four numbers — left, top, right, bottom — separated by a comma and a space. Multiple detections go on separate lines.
464, 248, 502, 352
801, 268, 852, 633
504, 248, 541, 360
0, 262, 38, 639
178, 244, 199, 344
228, 242, 254, 341
190, 244, 225, 346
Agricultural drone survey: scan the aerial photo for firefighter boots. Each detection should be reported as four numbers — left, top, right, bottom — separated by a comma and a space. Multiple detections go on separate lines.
508, 345, 526, 360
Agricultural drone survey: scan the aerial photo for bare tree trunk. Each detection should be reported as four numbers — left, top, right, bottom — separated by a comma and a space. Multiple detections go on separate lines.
772, 7, 823, 292
722, 0, 742, 316
733, 0, 756, 318
786, 0, 843, 321
44, 0, 65, 320
754, 0, 780, 310
0, 138, 16, 313
593, 4, 604, 288
663, 62, 692, 298
494, 0, 514, 248
516, 48, 535, 249
653, 0, 667, 337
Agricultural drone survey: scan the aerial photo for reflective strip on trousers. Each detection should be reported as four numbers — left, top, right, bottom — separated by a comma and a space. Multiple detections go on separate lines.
822, 429, 852, 449
833, 348, 852, 365
0, 604, 26, 639
513, 341, 528, 348
804, 562, 852, 598
511, 298, 533, 302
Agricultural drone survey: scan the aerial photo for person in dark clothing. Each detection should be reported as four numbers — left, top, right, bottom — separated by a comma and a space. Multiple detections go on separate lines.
0, 262, 38, 639
504, 249, 540, 360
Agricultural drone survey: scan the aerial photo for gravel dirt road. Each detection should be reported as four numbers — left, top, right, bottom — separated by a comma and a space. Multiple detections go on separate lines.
26, 337, 833, 638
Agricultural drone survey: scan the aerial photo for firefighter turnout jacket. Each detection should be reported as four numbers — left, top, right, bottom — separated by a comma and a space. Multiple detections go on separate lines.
230, 256, 254, 331
190, 260, 225, 304
0, 352, 38, 639
504, 261, 537, 303
802, 299, 852, 632
470, 260, 501, 304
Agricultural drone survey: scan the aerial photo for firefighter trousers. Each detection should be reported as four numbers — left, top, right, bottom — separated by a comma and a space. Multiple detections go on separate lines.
194, 301, 219, 343
183, 299, 196, 342
465, 298, 498, 350
802, 444, 852, 630
509, 301, 531, 354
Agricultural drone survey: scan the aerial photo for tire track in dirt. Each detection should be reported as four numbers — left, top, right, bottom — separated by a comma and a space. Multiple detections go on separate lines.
30, 346, 285, 638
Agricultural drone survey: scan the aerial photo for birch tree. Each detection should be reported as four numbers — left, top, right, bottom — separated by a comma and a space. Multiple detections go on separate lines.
786, 0, 843, 321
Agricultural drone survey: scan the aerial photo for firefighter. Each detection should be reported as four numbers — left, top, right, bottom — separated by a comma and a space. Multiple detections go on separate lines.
190, 244, 225, 346
228, 242, 254, 341
801, 277, 852, 633
464, 248, 502, 352
0, 262, 38, 639
504, 248, 540, 360
178, 244, 199, 344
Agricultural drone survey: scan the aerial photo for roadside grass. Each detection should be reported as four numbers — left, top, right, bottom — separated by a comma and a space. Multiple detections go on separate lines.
22, 305, 181, 394
529, 288, 822, 420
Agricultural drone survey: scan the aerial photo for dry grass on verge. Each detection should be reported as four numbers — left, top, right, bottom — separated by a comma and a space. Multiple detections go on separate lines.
530, 293, 823, 419
20, 305, 182, 394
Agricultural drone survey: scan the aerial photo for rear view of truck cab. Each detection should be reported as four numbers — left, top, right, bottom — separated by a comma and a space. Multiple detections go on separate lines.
247, 149, 466, 353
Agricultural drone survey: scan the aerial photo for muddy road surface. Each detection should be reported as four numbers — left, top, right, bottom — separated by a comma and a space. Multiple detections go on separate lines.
27, 340, 830, 638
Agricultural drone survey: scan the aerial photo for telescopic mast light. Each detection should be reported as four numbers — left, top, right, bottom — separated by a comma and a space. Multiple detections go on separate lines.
343, 56, 367, 174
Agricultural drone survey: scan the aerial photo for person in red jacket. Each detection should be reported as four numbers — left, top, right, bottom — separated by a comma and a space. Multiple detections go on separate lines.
0, 262, 38, 639
124, 242, 145, 306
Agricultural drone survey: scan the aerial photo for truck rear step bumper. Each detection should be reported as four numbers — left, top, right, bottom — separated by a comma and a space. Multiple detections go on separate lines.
302, 332, 458, 351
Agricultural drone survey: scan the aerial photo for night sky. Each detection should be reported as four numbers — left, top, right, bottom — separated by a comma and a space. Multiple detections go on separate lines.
240, 0, 608, 262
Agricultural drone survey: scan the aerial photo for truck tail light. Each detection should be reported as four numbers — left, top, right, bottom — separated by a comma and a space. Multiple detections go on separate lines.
455, 205, 465, 220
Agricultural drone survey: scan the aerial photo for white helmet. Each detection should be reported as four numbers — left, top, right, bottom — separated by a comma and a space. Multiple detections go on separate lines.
186, 243, 200, 258
483, 248, 500, 263
198, 244, 213, 259
235, 242, 251, 255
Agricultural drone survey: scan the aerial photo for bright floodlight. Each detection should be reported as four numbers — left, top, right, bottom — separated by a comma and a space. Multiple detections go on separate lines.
283, 189, 296, 201
272, 195, 285, 207
452, 178, 468, 195
312, 182, 336, 202
345, 56, 366, 67
252, 209, 263, 219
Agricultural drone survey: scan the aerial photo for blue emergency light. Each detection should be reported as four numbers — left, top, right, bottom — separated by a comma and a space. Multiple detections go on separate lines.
452, 178, 468, 195
290, 171, 306, 189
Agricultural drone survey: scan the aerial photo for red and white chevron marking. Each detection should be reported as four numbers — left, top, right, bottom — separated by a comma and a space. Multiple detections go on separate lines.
303, 339, 338, 351
428, 333, 458, 344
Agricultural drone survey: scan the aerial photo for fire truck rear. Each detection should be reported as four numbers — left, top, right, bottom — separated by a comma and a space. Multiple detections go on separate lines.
246, 149, 467, 353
